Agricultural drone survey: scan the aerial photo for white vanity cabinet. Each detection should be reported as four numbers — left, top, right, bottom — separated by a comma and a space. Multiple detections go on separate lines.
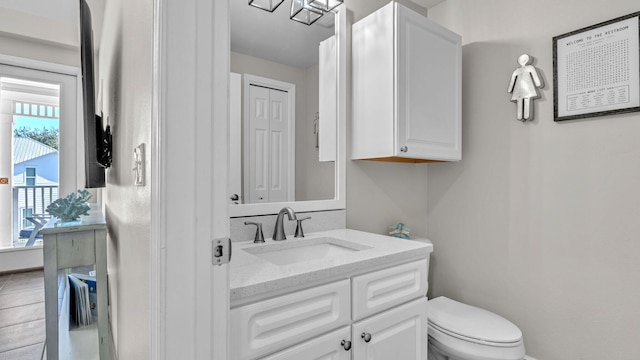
231, 260, 428, 360
352, 1, 462, 162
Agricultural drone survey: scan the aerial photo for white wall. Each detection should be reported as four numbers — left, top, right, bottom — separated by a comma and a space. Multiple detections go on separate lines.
0, 2, 79, 67
98, 0, 152, 358
426, 1, 640, 359
300, 63, 336, 202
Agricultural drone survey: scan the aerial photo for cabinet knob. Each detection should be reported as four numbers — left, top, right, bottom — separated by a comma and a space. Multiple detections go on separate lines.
361, 332, 372, 343
400, 146, 408, 152
341, 339, 352, 351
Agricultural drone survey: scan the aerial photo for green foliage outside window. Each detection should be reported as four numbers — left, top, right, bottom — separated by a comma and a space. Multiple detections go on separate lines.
14, 126, 59, 150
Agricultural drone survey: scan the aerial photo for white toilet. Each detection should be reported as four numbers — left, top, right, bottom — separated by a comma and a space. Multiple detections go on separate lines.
427, 296, 526, 360
410, 238, 526, 360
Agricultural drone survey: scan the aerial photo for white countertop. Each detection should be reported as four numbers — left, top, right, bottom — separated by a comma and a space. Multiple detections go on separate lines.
230, 229, 433, 304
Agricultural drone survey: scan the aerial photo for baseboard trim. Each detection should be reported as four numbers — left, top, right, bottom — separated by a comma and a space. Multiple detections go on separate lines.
525, 356, 539, 360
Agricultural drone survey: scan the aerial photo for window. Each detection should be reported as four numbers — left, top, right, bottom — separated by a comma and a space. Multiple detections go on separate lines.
2, 65, 79, 248
12, 100, 59, 119
25, 167, 36, 186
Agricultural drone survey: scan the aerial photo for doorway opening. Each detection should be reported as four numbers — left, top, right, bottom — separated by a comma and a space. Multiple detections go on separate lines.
1, 77, 61, 249
0, 60, 80, 272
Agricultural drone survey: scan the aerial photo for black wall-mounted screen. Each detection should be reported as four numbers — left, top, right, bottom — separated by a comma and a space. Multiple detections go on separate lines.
79, 0, 107, 188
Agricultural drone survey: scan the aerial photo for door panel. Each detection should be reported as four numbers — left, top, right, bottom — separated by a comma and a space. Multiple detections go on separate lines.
248, 85, 270, 203
268, 88, 288, 202
245, 84, 292, 203
396, 5, 461, 160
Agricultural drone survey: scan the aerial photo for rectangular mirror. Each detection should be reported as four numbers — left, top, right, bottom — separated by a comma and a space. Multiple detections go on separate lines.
228, 1, 345, 217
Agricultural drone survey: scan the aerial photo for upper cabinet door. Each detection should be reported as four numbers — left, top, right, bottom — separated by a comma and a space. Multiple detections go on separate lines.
352, 2, 462, 163
396, 4, 462, 161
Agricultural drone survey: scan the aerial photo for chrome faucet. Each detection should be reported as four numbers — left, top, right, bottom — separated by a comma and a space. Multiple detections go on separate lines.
273, 207, 297, 241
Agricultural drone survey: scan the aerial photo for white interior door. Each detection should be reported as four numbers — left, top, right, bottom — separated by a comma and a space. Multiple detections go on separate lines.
245, 80, 293, 204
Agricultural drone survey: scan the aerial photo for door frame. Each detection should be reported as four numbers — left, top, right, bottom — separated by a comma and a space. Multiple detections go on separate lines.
0, 55, 82, 272
151, 0, 229, 359
0, 54, 83, 197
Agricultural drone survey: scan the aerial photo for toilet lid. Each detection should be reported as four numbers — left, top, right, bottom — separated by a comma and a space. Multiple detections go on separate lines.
428, 297, 523, 344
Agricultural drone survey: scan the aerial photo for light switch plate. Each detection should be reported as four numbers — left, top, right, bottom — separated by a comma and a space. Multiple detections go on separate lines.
133, 144, 145, 186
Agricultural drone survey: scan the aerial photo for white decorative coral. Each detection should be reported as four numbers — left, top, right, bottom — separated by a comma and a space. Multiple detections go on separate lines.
46, 190, 92, 222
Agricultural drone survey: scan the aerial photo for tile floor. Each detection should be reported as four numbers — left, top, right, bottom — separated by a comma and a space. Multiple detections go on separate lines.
0, 269, 46, 360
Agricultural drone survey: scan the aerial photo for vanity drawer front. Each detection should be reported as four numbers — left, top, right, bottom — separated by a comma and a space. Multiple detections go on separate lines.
231, 279, 351, 360
260, 326, 351, 360
352, 260, 427, 321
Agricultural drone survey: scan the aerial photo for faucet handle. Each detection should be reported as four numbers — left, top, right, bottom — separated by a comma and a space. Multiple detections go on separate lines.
244, 221, 265, 243
294, 217, 311, 238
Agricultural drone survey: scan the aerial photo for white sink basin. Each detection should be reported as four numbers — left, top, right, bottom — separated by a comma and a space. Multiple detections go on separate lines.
243, 237, 371, 266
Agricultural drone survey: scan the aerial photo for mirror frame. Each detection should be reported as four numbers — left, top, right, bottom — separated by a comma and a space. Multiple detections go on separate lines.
228, 6, 346, 217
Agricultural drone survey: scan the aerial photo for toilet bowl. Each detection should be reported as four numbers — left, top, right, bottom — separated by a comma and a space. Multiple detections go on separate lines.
427, 296, 526, 360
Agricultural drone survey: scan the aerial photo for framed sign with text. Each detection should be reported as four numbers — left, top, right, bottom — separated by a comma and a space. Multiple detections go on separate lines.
553, 12, 640, 121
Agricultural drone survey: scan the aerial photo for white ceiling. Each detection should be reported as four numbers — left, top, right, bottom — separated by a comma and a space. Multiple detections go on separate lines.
231, 1, 335, 69
230, 1, 447, 69
0, 0, 444, 64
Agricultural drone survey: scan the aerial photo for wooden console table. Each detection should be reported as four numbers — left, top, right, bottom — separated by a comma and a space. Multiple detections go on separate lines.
41, 216, 110, 360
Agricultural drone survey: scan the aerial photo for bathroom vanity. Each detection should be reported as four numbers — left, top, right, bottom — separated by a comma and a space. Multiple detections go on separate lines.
230, 229, 433, 360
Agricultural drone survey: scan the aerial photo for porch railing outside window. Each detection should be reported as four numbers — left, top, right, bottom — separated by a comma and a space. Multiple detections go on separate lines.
12, 185, 58, 240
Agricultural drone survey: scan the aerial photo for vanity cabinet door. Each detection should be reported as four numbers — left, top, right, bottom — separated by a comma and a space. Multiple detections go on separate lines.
351, 297, 428, 360
231, 279, 351, 360
260, 326, 351, 360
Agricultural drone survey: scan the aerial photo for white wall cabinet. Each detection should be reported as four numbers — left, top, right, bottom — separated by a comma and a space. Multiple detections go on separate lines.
230, 260, 428, 360
352, 2, 462, 162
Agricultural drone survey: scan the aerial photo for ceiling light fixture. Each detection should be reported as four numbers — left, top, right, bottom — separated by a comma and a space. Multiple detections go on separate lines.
248, 0, 285, 12
290, 0, 324, 25
307, 0, 343, 12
